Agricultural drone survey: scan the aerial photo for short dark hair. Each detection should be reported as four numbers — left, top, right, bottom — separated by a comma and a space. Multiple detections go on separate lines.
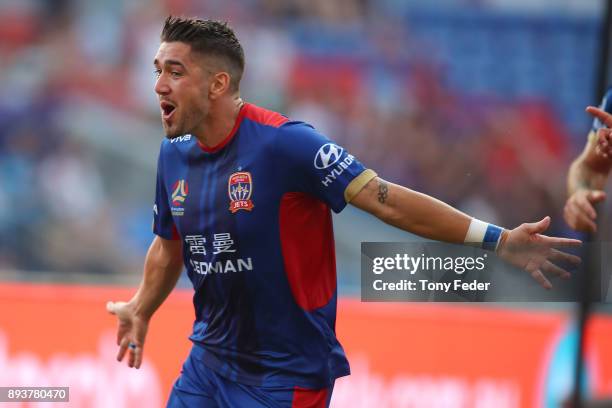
161, 16, 245, 91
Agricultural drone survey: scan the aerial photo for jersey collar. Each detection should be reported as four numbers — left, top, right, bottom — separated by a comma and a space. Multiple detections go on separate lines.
197, 103, 249, 153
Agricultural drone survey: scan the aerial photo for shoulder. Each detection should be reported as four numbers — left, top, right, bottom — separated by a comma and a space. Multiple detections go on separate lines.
274, 120, 337, 165
240, 103, 320, 136
277, 120, 332, 150
242, 103, 289, 128
242, 104, 322, 150
277, 120, 320, 142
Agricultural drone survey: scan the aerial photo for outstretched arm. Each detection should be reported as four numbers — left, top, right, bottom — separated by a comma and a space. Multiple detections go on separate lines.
351, 177, 580, 289
564, 107, 612, 232
106, 235, 183, 368
350, 177, 472, 243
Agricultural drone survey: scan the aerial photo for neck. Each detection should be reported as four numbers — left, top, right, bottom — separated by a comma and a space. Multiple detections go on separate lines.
194, 95, 244, 148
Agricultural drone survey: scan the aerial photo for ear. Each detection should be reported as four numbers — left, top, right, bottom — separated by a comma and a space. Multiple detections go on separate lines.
209, 72, 231, 99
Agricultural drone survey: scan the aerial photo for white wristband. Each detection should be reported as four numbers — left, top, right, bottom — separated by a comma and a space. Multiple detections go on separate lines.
464, 218, 504, 251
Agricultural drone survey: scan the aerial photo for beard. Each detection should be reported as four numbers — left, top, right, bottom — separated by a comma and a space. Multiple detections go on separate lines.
162, 104, 205, 139
162, 112, 189, 139
163, 123, 182, 139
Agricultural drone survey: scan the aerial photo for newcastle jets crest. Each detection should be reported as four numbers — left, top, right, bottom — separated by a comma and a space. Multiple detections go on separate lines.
228, 172, 254, 213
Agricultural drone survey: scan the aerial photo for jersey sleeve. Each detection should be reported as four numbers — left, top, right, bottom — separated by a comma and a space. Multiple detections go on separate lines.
276, 121, 377, 213
592, 87, 612, 134
152, 142, 179, 240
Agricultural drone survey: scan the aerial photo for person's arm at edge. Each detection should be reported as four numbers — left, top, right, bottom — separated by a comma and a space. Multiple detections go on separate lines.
567, 130, 610, 195
564, 106, 612, 232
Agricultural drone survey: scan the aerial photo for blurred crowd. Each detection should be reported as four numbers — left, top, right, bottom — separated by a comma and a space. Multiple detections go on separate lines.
0, 0, 601, 278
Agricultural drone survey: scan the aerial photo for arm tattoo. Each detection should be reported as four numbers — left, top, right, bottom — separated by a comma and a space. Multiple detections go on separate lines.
377, 180, 389, 204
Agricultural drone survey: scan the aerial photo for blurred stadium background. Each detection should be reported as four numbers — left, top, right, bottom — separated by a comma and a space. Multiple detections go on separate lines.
2, 0, 612, 406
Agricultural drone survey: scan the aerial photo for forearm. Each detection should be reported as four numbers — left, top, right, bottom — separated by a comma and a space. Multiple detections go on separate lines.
567, 133, 611, 195
354, 178, 472, 243
567, 157, 608, 195
131, 236, 183, 320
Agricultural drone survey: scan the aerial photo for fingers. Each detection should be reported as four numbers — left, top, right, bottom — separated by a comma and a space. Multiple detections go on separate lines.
108, 300, 145, 369
122, 341, 143, 369
564, 191, 603, 232
117, 338, 143, 369
524, 259, 552, 289
128, 343, 136, 368
106, 301, 116, 315
134, 344, 144, 369
587, 190, 606, 204
116, 325, 144, 368
574, 212, 597, 233
586, 106, 612, 128
538, 235, 582, 247
524, 216, 551, 234
597, 129, 612, 158
530, 269, 552, 290
579, 195, 599, 219
550, 248, 581, 265
564, 202, 597, 232
116, 326, 123, 346
117, 337, 129, 362
541, 260, 571, 279
107, 301, 129, 316
126, 342, 144, 369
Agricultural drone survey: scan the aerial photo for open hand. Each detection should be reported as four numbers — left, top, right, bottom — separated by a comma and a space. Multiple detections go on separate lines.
497, 216, 581, 289
564, 189, 606, 233
106, 301, 149, 369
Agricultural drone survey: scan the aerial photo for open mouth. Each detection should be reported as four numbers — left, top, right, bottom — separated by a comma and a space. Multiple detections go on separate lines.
160, 101, 176, 120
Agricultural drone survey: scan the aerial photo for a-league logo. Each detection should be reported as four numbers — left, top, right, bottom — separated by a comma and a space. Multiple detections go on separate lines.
171, 179, 188, 216
228, 172, 254, 213
171, 180, 188, 206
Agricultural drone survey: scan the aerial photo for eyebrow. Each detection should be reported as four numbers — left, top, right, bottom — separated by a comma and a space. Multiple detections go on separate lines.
153, 59, 187, 70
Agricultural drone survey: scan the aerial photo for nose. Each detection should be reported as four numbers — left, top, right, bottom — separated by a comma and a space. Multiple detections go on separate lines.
155, 74, 170, 96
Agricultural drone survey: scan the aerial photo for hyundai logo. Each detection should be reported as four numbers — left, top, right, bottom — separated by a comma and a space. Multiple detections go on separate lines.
314, 143, 344, 169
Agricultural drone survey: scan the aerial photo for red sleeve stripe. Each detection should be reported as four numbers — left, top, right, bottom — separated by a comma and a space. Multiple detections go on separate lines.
291, 386, 329, 408
279, 192, 336, 312
171, 223, 180, 240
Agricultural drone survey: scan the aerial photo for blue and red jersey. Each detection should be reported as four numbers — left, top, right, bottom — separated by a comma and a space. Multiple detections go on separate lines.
153, 103, 376, 389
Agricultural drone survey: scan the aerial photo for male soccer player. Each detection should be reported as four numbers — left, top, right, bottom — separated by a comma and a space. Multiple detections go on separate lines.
107, 16, 580, 407
565, 87, 612, 232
